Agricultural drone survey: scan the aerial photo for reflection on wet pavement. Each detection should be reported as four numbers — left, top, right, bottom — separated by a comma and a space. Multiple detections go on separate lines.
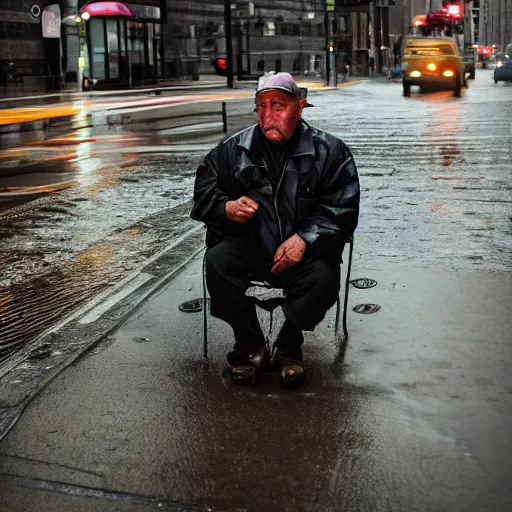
0, 154, 200, 362
0, 242, 118, 358
308, 77, 512, 271
1, 73, 511, 371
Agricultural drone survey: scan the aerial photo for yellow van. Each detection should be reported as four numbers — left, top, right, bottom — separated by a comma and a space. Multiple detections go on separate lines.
401, 36, 464, 97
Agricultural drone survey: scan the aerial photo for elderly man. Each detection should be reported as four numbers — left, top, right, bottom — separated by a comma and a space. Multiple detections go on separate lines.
191, 72, 359, 387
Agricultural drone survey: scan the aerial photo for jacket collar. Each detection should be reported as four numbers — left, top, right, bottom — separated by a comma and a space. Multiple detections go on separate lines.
237, 119, 315, 161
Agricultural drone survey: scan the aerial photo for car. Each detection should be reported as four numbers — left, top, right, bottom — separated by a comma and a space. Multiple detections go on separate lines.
494, 59, 512, 83
401, 36, 464, 97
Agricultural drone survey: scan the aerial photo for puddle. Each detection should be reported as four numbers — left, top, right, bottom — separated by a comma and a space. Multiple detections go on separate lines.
0, 154, 200, 365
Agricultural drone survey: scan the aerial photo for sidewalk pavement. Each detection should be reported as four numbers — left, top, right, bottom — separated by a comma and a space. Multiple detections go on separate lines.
0, 73, 357, 107
0, 247, 511, 511
0, 79, 362, 132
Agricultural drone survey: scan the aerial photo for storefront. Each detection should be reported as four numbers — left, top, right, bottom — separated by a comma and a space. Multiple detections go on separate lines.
81, 1, 163, 86
0, 0, 64, 91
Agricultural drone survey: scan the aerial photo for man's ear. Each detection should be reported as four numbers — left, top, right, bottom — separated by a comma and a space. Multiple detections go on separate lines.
297, 98, 307, 119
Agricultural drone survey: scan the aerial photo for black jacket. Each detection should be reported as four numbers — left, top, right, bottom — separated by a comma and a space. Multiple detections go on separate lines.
190, 120, 360, 262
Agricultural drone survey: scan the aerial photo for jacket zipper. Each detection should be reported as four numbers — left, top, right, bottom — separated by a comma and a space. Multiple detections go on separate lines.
267, 155, 288, 243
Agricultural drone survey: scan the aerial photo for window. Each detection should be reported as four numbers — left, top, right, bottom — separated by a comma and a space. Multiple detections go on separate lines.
405, 44, 456, 56
0, 21, 34, 39
128, 21, 145, 79
264, 22, 275, 36
338, 16, 348, 33
106, 20, 119, 79
276, 23, 286, 36
90, 19, 106, 79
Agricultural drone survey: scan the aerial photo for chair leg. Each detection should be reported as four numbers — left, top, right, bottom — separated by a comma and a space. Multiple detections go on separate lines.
334, 296, 341, 338
342, 238, 354, 341
202, 253, 208, 359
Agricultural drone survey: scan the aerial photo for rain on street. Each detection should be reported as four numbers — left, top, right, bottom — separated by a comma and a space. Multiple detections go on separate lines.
1, 73, 511, 510
1, 74, 510, 362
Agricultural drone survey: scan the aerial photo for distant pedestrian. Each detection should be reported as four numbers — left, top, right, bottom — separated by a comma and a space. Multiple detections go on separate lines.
191, 72, 360, 387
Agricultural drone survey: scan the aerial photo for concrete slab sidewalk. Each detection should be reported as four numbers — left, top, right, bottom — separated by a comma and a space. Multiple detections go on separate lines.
1, 251, 511, 511
0, 80, 361, 134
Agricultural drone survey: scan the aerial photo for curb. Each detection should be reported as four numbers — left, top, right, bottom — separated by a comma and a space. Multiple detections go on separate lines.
338, 80, 361, 88
0, 82, 227, 105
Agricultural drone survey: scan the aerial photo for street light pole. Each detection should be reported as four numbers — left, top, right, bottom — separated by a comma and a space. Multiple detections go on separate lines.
76, 20, 83, 93
77, 46, 83, 92
224, 0, 234, 88
246, 20, 251, 76
325, 0, 336, 84
324, 9, 330, 83
75, 13, 88, 93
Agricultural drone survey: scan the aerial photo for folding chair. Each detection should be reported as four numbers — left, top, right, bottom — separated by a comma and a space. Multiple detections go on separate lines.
202, 238, 354, 358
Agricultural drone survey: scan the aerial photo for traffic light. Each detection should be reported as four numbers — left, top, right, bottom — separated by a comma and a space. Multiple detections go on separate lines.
213, 57, 228, 76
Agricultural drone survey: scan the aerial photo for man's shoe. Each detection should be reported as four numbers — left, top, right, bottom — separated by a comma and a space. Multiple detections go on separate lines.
273, 346, 305, 388
227, 342, 269, 385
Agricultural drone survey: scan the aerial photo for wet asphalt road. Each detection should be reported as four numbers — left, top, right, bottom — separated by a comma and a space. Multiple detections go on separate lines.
0, 91, 255, 361
308, 73, 512, 272
3, 72, 510, 361
0, 71, 512, 510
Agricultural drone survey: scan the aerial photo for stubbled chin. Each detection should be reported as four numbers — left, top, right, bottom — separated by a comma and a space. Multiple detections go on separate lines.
264, 130, 283, 143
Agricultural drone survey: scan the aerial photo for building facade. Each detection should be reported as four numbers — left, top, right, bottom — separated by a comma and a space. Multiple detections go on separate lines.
78, 0, 395, 84
165, 0, 330, 80
478, 0, 512, 54
1, 0, 407, 92
0, 0, 64, 89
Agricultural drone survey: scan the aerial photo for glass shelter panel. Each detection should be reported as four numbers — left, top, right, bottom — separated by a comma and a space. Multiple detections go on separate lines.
106, 19, 119, 79
90, 19, 105, 79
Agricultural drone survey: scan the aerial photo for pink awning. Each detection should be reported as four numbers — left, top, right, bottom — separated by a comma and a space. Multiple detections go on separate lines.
80, 2, 133, 17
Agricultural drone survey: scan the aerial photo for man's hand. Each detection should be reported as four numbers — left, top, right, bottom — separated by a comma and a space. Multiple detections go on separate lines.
226, 196, 259, 223
271, 234, 307, 275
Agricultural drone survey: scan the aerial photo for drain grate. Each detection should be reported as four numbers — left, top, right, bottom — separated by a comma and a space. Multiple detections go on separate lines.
178, 298, 209, 313
350, 278, 377, 289
352, 303, 381, 314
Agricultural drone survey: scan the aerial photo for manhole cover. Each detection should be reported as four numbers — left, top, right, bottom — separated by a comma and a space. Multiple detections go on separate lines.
352, 303, 381, 314
350, 278, 378, 289
178, 298, 209, 313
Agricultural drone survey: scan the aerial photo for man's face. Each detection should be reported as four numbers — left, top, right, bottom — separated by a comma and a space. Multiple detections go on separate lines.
256, 90, 304, 144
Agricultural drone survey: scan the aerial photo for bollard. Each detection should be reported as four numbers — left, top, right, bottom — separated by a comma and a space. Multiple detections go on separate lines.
222, 101, 227, 133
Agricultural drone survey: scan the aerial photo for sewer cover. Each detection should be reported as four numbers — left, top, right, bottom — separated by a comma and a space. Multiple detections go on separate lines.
178, 298, 209, 313
352, 303, 381, 314
350, 278, 378, 289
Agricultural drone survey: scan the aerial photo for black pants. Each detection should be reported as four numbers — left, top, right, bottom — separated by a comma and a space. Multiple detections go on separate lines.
205, 236, 341, 332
